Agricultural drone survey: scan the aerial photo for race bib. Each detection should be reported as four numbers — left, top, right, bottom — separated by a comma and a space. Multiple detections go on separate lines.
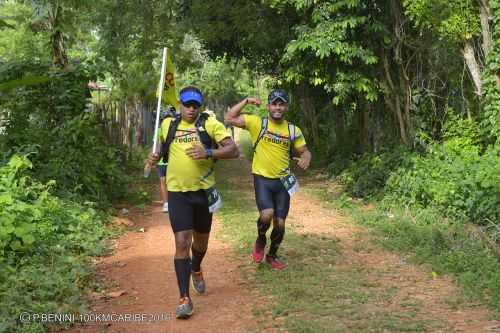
206, 187, 222, 213
280, 174, 299, 196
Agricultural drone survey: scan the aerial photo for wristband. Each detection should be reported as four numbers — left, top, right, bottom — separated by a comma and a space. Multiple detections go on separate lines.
205, 148, 213, 159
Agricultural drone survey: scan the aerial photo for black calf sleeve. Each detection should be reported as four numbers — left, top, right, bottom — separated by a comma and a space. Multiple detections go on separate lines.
269, 226, 285, 257
174, 258, 191, 297
257, 218, 271, 247
191, 247, 206, 273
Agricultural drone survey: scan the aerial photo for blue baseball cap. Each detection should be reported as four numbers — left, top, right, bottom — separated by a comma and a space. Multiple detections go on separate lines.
268, 89, 289, 104
180, 87, 203, 106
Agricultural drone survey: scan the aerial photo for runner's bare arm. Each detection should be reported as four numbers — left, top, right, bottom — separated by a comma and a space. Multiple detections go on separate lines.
225, 97, 261, 128
185, 137, 239, 160
293, 145, 312, 170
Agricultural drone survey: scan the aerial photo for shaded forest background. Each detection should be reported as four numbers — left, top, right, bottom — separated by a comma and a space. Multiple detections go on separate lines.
0, 1, 499, 332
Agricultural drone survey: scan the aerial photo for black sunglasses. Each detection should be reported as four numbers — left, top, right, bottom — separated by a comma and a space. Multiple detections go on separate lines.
182, 101, 201, 109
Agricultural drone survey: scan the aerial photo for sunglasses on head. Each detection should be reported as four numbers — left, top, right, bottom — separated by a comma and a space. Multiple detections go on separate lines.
182, 101, 201, 109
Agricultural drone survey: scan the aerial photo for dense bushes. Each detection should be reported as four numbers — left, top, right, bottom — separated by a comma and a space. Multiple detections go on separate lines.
330, 146, 412, 198
0, 61, 127, 205
0, 61, 130, 332
0, 155, 111, 333
386, 143, 500, 224
331, 116, 500, 225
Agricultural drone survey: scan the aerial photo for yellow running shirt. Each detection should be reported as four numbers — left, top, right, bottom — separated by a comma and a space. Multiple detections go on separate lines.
243, 114, 306, 179
160, 116, 230, 192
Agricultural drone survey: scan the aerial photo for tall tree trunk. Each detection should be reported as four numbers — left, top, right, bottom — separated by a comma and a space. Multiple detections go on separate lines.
295, 83, 319, 145
124, 102, 129, 147
479, 0, 493, 57
387, 0, 411, 144
462, 40, 483, 96
135, 100, 143, 147
334, 107, 346, 155
399, 66, 413, 141
358, 101, 371, 153
382, 51, 409, 145
49, 3, 69, 69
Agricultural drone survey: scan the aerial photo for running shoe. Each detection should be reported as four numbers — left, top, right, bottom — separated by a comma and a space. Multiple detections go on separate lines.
162, 202, 169, 213
191, 270, 206, 295
175, 296, 193, 319
252, 242, 265, 263
265, 255, 288, 271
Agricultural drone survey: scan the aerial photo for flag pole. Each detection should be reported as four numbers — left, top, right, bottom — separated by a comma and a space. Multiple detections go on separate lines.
152, 47, 168, 154
144, 47, 167, 178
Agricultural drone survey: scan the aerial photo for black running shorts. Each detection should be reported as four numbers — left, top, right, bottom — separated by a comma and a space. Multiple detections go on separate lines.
157, 164, 167, 177
168, 190, 213, 233
253, 174, 290, 219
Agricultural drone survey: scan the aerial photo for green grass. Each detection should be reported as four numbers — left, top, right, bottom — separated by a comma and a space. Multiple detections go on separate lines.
215, 159, 444, 332
237, 129, 254, 161
305, 186, 500, 317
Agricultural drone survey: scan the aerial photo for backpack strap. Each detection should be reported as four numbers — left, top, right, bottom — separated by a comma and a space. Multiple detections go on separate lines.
196, 112, 218, 181
195, 112, 217, 151
287, 121, 295, 159
253, 117, 296, 159
160, 114, 181, 164
252, 117, 268, 152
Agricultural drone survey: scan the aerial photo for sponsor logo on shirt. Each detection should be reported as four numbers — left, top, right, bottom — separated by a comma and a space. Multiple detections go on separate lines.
173, 129, 199, 144
263, 131, 290, 146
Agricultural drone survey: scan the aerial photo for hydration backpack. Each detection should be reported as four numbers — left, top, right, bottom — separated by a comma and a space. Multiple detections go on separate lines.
160, 112, 217, 164
252, 117, 296, 159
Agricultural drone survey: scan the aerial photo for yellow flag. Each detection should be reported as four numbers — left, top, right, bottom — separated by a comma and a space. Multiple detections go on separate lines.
157, 49, 179, 109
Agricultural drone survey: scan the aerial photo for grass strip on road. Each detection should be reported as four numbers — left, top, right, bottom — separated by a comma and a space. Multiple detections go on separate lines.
215, 158, 441, 333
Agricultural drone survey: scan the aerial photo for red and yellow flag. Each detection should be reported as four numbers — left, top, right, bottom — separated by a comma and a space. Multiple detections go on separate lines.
157, 49, 178, 109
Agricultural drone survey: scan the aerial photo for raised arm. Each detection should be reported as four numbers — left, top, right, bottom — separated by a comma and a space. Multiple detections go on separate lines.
225, 97, 261, 128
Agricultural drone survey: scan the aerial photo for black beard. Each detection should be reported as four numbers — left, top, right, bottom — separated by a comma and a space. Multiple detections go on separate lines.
269, 113, 283, 121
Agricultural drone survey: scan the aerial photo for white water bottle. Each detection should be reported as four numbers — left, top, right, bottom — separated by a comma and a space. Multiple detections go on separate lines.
143, 162, 152, 178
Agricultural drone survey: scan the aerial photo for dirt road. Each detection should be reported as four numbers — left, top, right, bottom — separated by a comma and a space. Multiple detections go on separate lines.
59, 156, 500, 333
61, 196, 261, 333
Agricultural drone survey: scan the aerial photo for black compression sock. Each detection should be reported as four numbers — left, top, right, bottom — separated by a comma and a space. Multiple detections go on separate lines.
269, 226, 285, 257
257, 218, 271, 247
191, 247, 206, 272
174, 258, 191, 297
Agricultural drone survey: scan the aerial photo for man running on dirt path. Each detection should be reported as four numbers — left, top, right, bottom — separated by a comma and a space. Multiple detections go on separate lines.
225, 89, 312, 270
149, 86, 239, 319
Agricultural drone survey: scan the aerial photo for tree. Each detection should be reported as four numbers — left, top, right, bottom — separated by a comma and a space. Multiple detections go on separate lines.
403, 0, 487, 96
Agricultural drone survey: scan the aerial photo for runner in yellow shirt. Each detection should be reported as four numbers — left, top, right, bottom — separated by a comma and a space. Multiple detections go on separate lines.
149, 86, 239, 319
225, 89, 312, 270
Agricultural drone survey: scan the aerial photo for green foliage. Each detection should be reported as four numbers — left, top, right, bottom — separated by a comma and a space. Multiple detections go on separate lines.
330, 114, 500, 225
0, 2, 50, 63
0, 61, 128, 205
331, 146, 412, 198
482, 0, 500, 143
0, 155, 110, 333
185, 0, 295, 71
442, 114, 484, 148
385, 142, 500, 224
281, 0, 379, 104
178, 56, 257, 113
403, 0, 480, 42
